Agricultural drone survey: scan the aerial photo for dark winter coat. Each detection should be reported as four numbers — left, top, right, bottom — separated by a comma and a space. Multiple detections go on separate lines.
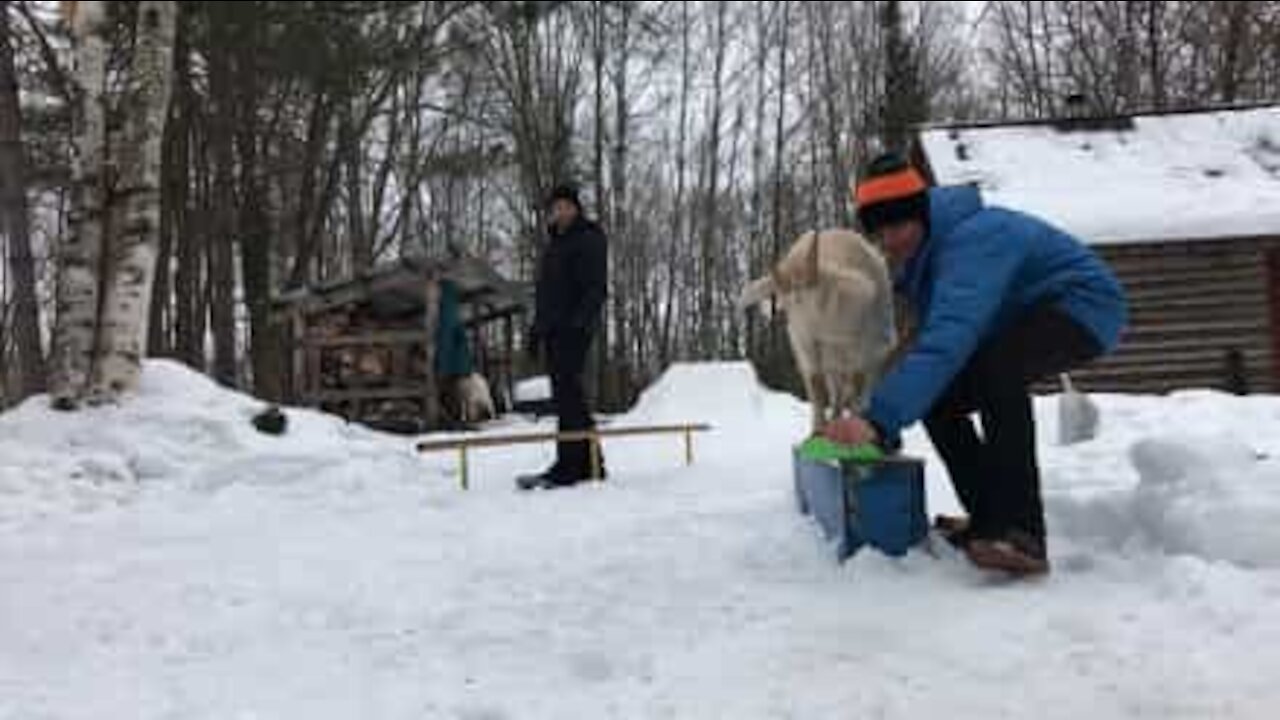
533, 215, 609, 342
865, 185, 1128, 438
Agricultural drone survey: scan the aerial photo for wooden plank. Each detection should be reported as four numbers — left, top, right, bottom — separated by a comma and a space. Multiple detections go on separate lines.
1131, 288, 1270, 307
1115, 267, 1265, 291
463, 304, 526, 329
1123, 292, 1270, 314
1105, 257, 1265, 277
1117, 319, 1271, 339
314, 387, 434, 402
1081, 358, 1263, 377
1092, 347, 1271, 368
1096, 236, 1280, 260
305, 329, 427, 349
1120, 285, 1269, 304
1114, 336, 1273, 353
423, 276, 441, 428
416, 424, 714, 452
1127, 298, 1270, 317
1065, 370, 1272, 393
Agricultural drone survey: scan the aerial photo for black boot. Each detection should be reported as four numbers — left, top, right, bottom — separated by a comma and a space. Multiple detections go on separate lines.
515, 461, 564, 491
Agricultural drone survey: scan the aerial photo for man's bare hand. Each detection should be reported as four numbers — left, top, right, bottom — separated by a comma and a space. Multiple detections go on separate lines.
822, 416, 880, 447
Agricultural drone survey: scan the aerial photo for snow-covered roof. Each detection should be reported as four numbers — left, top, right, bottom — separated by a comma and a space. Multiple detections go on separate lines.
918, 105, 1280, 245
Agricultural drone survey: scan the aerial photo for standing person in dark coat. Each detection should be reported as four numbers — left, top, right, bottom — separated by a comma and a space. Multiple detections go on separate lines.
518, 184, 609, 490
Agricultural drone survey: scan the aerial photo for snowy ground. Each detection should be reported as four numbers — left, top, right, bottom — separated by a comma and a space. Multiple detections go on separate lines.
2, 360, 1279, 719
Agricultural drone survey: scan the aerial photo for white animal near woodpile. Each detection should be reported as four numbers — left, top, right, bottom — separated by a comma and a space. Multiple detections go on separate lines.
738, 228, 898, 435
456, 372, 497, 424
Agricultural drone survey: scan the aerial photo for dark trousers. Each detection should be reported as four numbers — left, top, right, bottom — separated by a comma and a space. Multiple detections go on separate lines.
923, 304, 1102, 540
546, 330, 602, 477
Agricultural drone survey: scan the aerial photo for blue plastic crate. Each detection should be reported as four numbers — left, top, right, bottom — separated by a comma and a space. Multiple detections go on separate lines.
793, 448, 927, 561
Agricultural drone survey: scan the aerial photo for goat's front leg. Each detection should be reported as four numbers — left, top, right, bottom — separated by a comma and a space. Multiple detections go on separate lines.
805, 371, 829, 436
849, 370, 868, 414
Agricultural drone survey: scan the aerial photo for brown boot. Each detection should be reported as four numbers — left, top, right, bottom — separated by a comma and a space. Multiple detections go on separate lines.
966, 530, 1050, 576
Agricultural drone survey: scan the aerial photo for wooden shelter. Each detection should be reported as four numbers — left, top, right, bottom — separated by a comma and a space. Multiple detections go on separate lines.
914, 104, 1280, 394
272, 255, 530, 433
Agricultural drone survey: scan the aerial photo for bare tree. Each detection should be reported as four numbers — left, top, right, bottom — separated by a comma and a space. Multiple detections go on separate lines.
0, 0, 45, 399
698, 0, 727, 360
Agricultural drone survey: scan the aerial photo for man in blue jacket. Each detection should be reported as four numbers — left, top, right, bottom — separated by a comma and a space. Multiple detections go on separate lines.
825, 154, 1128, 575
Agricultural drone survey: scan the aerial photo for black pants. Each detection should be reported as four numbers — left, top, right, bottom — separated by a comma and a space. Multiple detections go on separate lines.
923, 304, 1102, 541
547, 330, 602, 478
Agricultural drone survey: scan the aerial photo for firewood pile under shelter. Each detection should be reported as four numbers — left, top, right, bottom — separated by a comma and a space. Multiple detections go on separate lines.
271, 255, 530, 433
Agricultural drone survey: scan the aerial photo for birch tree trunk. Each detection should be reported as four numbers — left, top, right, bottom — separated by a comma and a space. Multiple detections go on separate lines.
50, 0, 109, 407
91, 0, 177, 397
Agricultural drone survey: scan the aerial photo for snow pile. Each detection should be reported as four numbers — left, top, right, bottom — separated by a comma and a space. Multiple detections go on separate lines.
921, 105, 1280, 243
0, 360, 422, 522
623, 361, 805, 431
1130, 436, 1280, 569
1039, 390, 1280, 570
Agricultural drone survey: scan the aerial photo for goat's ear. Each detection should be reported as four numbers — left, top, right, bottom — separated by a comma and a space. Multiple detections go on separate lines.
737, 276, 777, 311
806, 231, 820, 284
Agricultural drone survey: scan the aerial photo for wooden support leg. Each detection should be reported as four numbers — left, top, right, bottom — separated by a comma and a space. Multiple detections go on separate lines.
589, 435, 602, 482
684, 426, 694, 466
459, 446, 469, 491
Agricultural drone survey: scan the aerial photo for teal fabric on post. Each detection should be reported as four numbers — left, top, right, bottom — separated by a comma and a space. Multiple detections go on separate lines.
435, 280, 474, 377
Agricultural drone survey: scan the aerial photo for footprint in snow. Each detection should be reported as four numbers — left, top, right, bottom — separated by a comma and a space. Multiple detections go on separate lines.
568, 649, 615, 683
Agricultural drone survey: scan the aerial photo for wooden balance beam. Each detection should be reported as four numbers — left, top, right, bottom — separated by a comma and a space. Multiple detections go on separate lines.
416, 423, 713, 490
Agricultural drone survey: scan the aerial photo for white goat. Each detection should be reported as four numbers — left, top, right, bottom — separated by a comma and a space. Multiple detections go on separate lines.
738, 228, 897, 435
455, 373, 496, 424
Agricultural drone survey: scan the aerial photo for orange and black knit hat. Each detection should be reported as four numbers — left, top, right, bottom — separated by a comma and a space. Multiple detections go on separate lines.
853, 153, 930, 234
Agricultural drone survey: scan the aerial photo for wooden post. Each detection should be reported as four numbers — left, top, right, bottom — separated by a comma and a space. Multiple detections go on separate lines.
423, 273, 442, 429
305, 338, 321, 406
684, 426, 694, 466
458, 445, 469, 490
504, 313, 516, 409
589, 434, 602, 481
290, 309, 306, 402
391, 343, 409, 384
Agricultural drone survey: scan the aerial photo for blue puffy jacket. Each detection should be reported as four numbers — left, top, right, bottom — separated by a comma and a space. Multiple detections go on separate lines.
865, 184, 1128, 439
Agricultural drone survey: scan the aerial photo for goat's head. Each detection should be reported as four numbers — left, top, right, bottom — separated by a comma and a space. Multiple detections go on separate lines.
737, 230, 822, 312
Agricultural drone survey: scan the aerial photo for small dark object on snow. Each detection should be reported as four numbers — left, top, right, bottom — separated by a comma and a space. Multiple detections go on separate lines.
253, 406, 288, 436
1224, 348, 1250, 396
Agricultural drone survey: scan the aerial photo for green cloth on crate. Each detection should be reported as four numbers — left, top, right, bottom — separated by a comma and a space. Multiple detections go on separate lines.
435, 280, 474, 377
797, 436, 885, 464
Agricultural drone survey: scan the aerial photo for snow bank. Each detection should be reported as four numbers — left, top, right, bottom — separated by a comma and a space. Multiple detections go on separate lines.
0, 360, 422, 522
623, 362, 805, 431
1130, 436, 1280, 569
1039, 390, 1280, 569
